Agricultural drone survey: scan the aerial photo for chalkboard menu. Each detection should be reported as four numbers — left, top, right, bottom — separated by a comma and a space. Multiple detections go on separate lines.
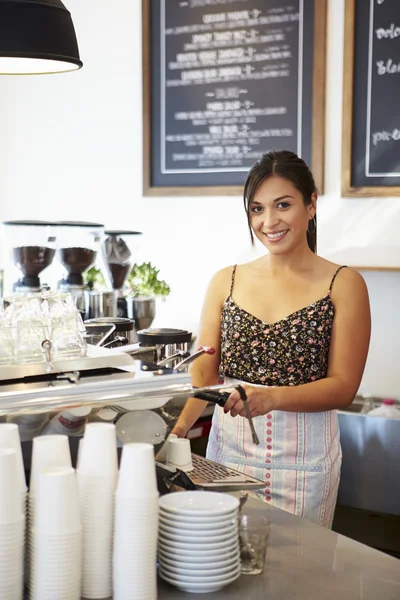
142, 0, 327, 195
342, 0, 400, 196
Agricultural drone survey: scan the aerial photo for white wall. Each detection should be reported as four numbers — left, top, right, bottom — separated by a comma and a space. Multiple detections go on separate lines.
0, 0, 399, 397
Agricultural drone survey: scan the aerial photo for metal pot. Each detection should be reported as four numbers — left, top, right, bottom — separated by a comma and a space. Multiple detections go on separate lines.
126, 296, 156, 330
136, 327, 192, 367
84, 317, 137, 348
84, 290, 118, 320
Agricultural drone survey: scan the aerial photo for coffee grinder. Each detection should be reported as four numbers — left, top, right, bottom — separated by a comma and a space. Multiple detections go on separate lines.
2, 220, 56, 293
102, 230, 142, 318
54, 221, 104, 315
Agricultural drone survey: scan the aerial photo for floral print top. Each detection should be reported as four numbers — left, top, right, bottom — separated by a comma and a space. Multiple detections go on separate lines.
220, 265, 346, 387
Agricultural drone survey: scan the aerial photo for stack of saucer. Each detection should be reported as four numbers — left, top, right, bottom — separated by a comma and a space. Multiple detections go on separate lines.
158, 491, 240, 594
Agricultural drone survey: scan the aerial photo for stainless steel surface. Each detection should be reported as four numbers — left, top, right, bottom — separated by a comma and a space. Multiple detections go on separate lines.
337, 409, 400, 516
23, 495, 400, 600
0, 344, 133, 381
0, 345, 234, 418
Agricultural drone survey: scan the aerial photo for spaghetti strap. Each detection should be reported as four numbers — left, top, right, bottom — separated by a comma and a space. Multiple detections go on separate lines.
229, 265, 237, 297
328, 265, 347, 294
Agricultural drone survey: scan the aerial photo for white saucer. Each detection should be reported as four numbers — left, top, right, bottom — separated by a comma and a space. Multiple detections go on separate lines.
159, 491, 239, 516
158, 548, 240, 566
158, 527, 237, 543
159, 567, 240, 593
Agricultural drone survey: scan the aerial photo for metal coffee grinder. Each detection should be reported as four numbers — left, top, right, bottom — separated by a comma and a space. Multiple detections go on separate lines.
102, 230, 142, 318
54, 221, 104, 316
2, 220, 57, 294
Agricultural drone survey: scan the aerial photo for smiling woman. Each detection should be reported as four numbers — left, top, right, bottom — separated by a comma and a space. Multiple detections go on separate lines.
172, 150, 371, 529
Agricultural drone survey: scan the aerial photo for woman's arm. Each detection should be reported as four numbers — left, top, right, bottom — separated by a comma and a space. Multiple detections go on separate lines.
171, 268, 231, 437
224, 268, 371, 417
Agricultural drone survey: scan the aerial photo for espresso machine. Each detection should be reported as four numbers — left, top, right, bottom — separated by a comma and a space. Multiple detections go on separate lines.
2, 220, 56, 294
102, 230, 142, 318
54, 221, 104, 316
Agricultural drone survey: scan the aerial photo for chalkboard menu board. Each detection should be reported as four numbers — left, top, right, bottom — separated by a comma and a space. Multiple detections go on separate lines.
342, 0, 400, 196
142, 0, 327, 196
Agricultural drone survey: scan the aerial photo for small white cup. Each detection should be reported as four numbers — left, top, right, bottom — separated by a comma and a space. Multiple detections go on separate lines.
30, 435, 72, 498
117, 443, 158, 499
35, 467, 81, 535
166, 437, 193, 472
78, 423, 118, 477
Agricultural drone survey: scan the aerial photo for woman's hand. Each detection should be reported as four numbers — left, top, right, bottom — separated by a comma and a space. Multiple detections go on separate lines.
223, 384, 277, 418
170, 421, 189, 438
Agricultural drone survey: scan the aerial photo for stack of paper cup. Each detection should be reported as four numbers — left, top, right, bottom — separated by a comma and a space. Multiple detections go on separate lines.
28, 435, 72, 587
0, 448, 25, 600
77, 423, 118, 599
113, 443, 159, 600
30, 467, 82, 600
41, 405, 92, 436
0, 423, 27, 512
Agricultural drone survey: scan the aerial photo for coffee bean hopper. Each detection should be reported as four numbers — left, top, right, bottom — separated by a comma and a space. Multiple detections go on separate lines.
102, 230, 143, 318
2, 220, 56, 293
54, 221, 104, 315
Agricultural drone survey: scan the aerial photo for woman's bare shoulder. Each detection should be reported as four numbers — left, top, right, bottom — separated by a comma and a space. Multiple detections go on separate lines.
207, 265, 236, 297
323, 261, 368, 299
315, 257, 365, 285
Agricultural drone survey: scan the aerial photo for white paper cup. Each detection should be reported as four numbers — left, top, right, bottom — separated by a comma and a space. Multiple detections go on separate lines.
7, 412, 49, 431
0, 423, 27, 496
30, 435, 72, 498
41, 406, 91, 436
79, 423, 118, 477
117, 443, 158, 498
166, 437, 193, 471
35, 467, 81, 535
0, 449, 24, 523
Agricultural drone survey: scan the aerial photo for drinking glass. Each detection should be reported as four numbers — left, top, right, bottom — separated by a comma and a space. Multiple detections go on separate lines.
50, 293, 87, 358
239, 514, 270, 575
14, 297, 47, 363
0, 322, 14, 365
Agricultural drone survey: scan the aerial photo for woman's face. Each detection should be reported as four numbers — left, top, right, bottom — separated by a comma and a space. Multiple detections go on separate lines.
249, 175, 316, 255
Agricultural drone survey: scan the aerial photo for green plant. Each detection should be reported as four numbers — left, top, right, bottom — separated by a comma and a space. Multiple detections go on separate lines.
84, 266, 106, 290
126, 262, 171, 298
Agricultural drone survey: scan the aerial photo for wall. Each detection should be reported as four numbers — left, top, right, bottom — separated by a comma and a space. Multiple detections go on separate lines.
0, 0, 399, 397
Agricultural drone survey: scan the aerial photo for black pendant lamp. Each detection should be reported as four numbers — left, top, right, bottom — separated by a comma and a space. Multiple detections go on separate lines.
0, 0, 83, 75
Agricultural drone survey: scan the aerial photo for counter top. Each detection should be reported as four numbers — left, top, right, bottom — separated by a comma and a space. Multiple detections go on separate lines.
24, 496, 399, 599
159, 496, 400, 600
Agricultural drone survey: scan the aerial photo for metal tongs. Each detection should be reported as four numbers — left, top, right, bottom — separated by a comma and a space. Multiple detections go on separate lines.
194, 384, 260, 446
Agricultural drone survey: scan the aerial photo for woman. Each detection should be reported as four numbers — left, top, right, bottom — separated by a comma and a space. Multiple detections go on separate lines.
172, 151, 371, 528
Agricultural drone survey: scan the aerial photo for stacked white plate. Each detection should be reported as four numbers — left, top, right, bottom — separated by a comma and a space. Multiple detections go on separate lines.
158, 491, 240, 594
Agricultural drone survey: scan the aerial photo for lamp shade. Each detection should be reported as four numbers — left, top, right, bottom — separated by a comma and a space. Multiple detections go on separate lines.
0, 0, 83, 74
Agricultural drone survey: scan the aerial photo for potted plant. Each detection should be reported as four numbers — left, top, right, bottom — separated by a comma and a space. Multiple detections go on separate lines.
126, 262, 171, 330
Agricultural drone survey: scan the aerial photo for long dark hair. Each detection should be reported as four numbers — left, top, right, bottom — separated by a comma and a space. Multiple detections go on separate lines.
243, 150, 318, 253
